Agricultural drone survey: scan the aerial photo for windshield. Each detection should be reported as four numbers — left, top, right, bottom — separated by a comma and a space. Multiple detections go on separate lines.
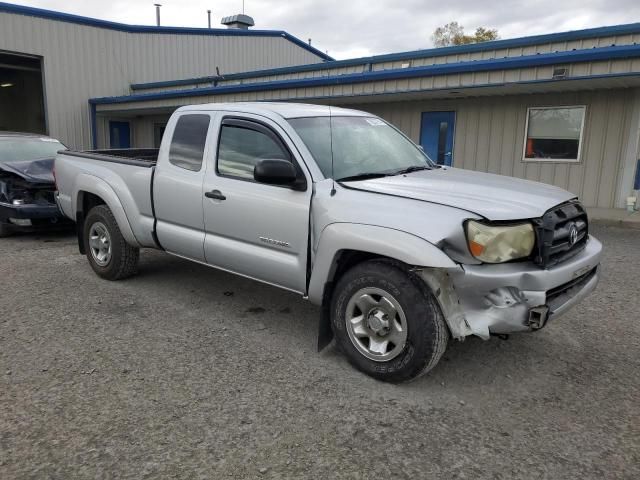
288, 116, 433, 180
0, 137, 66, 164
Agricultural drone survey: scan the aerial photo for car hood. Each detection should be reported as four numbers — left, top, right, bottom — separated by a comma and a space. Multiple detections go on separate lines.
0, 157, 55, 184
342, 167, 575, 221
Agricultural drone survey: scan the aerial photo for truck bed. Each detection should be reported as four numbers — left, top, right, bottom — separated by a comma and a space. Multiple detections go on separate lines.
61, 148, 159, 167
55, 148, 160, 249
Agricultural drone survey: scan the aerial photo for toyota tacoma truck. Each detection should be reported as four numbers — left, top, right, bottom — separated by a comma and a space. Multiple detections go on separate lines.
54, 103, 602, 382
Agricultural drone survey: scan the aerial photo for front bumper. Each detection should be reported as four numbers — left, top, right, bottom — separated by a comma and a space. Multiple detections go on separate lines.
445, 235, 603, 339
0, 201, 67, 230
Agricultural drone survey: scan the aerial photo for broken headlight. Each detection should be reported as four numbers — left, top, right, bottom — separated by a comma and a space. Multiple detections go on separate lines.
465, 220, 535, 263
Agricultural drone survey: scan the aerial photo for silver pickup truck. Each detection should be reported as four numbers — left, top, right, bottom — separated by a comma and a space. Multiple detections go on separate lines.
55, 102, 602, 382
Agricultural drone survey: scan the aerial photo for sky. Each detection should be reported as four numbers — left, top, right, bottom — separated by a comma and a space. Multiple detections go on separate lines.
8, 0, 640, 59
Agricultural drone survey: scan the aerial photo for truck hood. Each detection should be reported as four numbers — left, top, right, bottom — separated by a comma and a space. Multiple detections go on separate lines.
342, 167, 575, 221
0, 158, 55, 184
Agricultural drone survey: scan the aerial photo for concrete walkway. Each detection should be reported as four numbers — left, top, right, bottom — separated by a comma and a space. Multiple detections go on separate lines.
588, 207, 640, 229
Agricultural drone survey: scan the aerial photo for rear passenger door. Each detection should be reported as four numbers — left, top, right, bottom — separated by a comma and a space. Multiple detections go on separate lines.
202, 115, 312, 293
153, 112, 213, 262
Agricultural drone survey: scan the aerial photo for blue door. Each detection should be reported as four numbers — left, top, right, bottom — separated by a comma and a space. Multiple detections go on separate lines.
420, 111, 456, 166
109, 121, 131, 148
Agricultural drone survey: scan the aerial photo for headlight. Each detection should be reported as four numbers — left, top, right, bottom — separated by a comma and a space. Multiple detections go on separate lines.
465, 220, 535, 263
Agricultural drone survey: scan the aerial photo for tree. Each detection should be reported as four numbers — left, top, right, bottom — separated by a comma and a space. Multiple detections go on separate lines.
432, 22, 499, 47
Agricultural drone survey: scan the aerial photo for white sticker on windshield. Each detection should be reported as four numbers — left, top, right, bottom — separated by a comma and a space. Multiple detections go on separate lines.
39, 138, 59, 142
365, 118, 386, 126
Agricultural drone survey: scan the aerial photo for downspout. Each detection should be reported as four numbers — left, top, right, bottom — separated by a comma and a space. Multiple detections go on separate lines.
634, 159, 640, 210
89, 101, 97, 150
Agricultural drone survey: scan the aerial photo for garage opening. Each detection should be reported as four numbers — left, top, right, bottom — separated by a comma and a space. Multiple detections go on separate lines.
0, 52, 46, 134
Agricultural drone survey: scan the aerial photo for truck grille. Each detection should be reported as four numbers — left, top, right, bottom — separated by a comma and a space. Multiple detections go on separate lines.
546, 267, 597, 305
533, 200, 588, 268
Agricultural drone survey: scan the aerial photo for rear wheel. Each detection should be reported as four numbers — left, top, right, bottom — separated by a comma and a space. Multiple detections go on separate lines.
331, 260, 448, 383
83, 205, 139, 280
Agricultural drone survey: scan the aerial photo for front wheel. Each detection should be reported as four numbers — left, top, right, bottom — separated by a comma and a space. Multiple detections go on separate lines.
83, 205, 139, 280
331, 260, 448, 383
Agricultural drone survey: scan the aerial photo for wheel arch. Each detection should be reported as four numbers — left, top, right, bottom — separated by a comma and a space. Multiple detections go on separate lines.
73, 175, 139, 252
309, 223, 456, 305
309, 223, 457, 350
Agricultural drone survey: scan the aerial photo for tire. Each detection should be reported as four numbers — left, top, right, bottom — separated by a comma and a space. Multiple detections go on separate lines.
331, 260, 448, 383
0, 223, 13, 238
83, 205, 139, 280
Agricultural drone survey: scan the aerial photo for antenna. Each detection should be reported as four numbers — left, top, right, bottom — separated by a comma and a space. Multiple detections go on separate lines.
242, 0, 245, 14
329, 106, 336, 196
207, 9, 212, 28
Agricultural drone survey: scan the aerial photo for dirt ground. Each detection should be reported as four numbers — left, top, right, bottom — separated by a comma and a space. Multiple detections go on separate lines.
1, 224, 638, 479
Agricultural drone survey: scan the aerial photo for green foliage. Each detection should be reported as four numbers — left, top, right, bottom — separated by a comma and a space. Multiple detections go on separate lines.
432, 22, 499, 47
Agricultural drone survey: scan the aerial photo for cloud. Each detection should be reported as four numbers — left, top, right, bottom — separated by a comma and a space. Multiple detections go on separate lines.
8, 0, 640, 59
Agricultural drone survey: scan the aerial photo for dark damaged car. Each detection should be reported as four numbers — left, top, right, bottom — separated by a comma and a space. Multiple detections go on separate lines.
0, 132, 70, 236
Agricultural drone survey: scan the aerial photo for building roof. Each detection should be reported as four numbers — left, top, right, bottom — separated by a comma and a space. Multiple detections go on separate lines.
90, 43, 640, 105
130, 21, 640, 91
0, 1, 333, 61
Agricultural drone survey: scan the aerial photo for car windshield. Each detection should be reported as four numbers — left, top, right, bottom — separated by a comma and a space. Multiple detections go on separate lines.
0, 137, 66, 164
288, 116, 434, 181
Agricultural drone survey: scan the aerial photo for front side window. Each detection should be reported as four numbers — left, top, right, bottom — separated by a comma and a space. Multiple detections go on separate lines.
288, 116, 432, 180
217, 124, 290, 180
523, 106, 585, 162
169, 114, 210, 171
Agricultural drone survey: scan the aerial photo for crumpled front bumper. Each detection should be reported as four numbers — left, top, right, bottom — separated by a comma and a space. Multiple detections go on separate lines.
429, 235, 603, 339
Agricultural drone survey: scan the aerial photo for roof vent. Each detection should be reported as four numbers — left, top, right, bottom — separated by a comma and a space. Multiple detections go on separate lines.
221, 14, 255, 29
552, 66, 569, 79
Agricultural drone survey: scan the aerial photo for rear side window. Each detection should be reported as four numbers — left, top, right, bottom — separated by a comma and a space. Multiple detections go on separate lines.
218, 124, 290, 180
169, 114, 210, 171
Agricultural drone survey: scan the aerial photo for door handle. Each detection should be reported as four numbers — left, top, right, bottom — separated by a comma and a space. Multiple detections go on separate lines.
205, 190, 226, 200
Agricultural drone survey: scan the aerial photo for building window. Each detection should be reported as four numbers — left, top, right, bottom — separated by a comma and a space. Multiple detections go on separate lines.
523, 106, 586, 162
168, 114, 210, 171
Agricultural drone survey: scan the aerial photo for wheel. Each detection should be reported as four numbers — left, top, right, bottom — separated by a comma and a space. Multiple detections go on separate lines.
83, 205, 139, 280
331, 260, 448, 383
0, 223, 13, 238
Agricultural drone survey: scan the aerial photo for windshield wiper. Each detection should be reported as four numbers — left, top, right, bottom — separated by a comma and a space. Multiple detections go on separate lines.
336, 172, 392, 182
391, 165, 433, 175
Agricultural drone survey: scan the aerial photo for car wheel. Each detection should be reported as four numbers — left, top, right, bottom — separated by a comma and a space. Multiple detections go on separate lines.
83, 205, 139, 280
331, 259, 448, 383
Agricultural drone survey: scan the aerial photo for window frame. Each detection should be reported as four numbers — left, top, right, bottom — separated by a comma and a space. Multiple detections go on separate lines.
521, 105, 587, 163
167, 113, 212, 172
215, 116, 307, 190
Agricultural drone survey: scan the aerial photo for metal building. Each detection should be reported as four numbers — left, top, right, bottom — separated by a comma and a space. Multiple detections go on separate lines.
0, 2, 330, 148
2, 2, 640, 210
89, 23, 640, 210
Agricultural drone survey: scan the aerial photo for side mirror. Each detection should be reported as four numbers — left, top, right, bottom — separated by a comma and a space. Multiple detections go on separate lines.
254, 158, 302, 189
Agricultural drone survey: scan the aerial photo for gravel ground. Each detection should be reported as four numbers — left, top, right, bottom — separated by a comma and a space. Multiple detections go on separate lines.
1, 225, 638, 479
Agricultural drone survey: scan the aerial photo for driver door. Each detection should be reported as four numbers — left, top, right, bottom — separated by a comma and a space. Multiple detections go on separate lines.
202, 114, 312, 293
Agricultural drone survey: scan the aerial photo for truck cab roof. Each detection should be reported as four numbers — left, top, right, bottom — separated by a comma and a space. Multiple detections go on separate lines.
176, 102, 370, 119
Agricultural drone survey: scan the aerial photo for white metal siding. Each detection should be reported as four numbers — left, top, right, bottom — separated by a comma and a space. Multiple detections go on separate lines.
106, 88, 639, 209
353, 89, 636, 209
0, 11, 323, 148
204, 33, 640, 88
